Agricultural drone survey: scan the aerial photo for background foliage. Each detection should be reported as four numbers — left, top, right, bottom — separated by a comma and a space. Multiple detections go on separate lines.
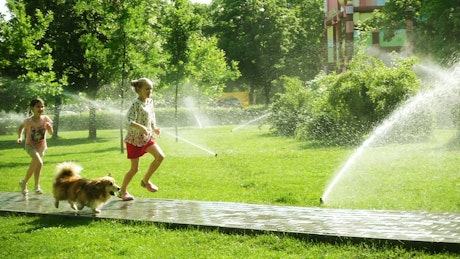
360, 0, 460, 65
268, 53, 422, 146
1, 0, 459, 144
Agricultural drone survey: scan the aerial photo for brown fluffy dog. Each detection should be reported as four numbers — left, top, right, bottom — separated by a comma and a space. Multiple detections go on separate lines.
53, 162, 120, 214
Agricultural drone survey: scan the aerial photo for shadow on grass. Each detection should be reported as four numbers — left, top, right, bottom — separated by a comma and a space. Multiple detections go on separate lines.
0, 137, 114, 151
45, 146, 122, 158
48, 137, 112, 146
0, 140, 24, 151
1, 212, 94, 232
0, 162, 29, 169
256, 131, 356, 151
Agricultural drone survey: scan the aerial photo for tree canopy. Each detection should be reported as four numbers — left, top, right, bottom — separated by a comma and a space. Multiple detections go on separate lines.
209, 0, 323, 104
1, 0, 457, 141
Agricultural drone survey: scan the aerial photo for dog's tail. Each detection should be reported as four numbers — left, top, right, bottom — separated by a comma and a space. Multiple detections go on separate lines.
54, 162, 83, 182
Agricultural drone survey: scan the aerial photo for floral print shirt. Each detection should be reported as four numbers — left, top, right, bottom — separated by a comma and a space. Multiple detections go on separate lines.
124, 98, 157, 147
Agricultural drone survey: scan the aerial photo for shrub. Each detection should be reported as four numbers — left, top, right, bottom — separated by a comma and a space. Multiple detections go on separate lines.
268, 54, 422, 146
57, 106, 269, 131
58, 111, 122, 131
267, 76, 317, 136
297, 112, 370, 146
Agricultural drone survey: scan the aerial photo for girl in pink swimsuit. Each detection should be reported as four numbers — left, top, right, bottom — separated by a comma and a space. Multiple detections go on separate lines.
17, 98, 53, 195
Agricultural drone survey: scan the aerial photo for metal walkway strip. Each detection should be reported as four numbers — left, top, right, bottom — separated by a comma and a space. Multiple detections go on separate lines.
1, 192, 459, 252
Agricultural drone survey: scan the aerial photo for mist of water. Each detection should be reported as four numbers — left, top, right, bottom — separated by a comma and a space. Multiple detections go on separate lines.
60, 93, 221, 156
231, 112, 271, 132
321, 62, 460, 206
0, 111, 27, 134
183, 96, 211, 128
162, 129, 218, 156
62, 92, 124, 115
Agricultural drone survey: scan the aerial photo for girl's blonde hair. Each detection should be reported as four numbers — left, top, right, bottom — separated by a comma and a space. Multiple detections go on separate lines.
131, 78, 154, 91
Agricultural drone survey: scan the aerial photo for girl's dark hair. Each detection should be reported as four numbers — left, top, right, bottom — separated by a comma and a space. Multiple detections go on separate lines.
30, 98, 45, 107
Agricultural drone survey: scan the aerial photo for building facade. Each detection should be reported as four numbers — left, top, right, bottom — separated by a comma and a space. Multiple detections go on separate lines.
324, 0, 410, 72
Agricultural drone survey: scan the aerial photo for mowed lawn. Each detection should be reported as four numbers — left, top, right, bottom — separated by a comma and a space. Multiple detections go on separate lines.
0, 125, 458, 258
0, 126, 350, 207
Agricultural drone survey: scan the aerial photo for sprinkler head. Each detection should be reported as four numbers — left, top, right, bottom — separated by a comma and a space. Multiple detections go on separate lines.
319, 197, 324, 204
214, 153, 218, 157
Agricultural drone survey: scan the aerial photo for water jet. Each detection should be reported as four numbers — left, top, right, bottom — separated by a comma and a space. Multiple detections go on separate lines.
321, 62, 460, 207
231, 112, 271, 132
163, 129, 218, 157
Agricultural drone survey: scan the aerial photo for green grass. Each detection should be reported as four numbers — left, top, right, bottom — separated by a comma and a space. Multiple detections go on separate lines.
1, 214, 448, 258
0, 126, 350, 207
323, 130, 460, 211
0, 126, 458, 258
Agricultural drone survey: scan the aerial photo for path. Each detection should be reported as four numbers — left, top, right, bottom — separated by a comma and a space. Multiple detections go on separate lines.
0, 192, 458, 252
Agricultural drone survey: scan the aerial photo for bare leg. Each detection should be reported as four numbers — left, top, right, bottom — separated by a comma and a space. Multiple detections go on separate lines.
33, 154, 43, 188
20, 151, 42, 193
120, 158, 140, 194
142, 143, 165, 183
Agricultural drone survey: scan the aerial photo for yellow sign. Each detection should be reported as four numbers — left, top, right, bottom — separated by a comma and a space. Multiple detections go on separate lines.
219, 92, 250, 107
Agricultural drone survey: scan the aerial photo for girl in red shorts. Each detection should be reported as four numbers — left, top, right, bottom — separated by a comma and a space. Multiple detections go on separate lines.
119, 78, 165, 201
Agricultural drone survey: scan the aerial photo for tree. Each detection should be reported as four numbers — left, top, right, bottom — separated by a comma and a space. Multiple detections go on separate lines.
186, 34, 240, 98
90, 0, 163, 147
283, 1, 324, 81
210, 0, 323, 105
22, 0, 163, 139
161, 0, 200, 139
0, 0, 61, 113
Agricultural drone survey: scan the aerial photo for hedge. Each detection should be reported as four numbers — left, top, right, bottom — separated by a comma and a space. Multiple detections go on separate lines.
0, 106, 269, 135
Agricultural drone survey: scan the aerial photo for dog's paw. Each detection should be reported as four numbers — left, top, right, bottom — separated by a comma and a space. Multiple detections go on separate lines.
71, 204, 78, 210
93, 208, 101, 214
54, 200, 59, 208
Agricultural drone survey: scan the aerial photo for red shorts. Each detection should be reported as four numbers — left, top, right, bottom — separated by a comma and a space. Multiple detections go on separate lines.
126, 139, 155, 159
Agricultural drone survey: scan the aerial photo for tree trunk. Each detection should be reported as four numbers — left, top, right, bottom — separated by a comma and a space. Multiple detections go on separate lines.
88, 106, 97, 139
52, 95, 62, 139
87, 78, 99, 140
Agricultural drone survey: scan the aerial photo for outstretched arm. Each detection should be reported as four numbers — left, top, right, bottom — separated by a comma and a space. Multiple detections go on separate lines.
17, 123, 25, 144
45, 116, 54, 135
45, 122, 53, 135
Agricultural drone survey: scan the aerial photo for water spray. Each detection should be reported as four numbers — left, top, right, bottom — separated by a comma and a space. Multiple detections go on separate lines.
163, 130, 218, 157
320, 62, 460, 205
183, 96, 208, 129
231, 112, 271, 132
62, 92, 124, 115
193, 113, 204, 129
320, 138, 370, 204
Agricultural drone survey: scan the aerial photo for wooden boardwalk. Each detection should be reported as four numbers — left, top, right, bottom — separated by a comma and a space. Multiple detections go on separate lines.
0, 192, 459, 252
